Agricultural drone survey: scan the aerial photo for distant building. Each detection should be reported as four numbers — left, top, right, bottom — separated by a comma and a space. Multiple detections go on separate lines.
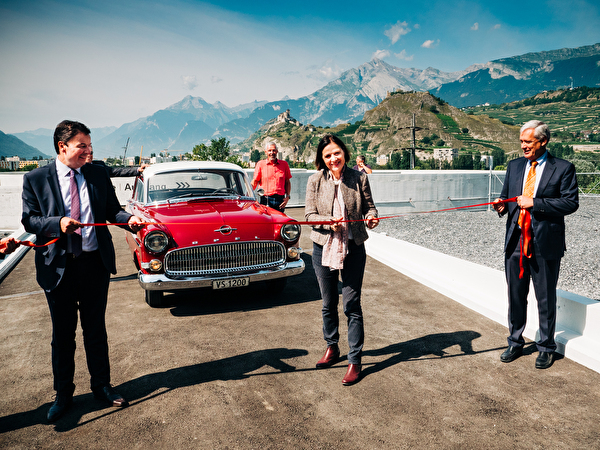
150, 156, 170, 164
19, 160, 40, 169
434, 148, 458, 162
376, 154, 389, 166
0, 160, 19, 170
573, 144, 600, 152
6, 156, 20, 162
480, 155, 493, 169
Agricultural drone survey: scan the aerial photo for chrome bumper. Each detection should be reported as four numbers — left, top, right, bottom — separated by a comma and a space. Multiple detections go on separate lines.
139, 259, 305, 291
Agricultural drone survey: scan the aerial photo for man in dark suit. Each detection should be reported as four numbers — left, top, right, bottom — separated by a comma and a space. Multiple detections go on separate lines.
85, 150, 148, 177
22, 120, 144, 422
493, 120, 578, 369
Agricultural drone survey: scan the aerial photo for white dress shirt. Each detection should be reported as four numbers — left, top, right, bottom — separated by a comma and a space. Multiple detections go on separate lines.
55, 159, 98, 252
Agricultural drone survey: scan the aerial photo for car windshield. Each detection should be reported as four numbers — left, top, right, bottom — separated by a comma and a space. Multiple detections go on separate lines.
145, 169, 254, 203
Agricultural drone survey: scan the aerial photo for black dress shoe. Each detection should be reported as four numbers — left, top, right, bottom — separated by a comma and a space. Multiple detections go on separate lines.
500, 345, 523, 363
535, 351, 554, 369
93, 385, 128, 407
47, 395, 73, 422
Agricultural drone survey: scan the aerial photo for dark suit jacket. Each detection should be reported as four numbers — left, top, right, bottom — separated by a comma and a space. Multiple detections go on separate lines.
91, 160, 140, 177
499, 152, 578, 260
22, 161, 133, 291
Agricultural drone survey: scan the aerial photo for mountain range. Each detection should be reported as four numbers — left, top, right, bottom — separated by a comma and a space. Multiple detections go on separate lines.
4, 42, 599, 159
433, 43, 600, 107
0, 130, 50, 160
238, 91, 521, 165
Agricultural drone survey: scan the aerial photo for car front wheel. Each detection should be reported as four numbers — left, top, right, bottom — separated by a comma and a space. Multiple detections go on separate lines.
145, 289, 164, 307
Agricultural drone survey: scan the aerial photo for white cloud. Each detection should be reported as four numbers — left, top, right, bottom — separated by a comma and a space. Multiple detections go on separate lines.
181, 75, 198, 90
307, 60, 342, 81
211, 76, 223, 83
394, 49, 414, 61
384, 21, 411, 44
414, 23, 420, 29
493, 24, 501, 29
471, 22, 479, 31
372, 49, 391, 60
421, 39, 440, 49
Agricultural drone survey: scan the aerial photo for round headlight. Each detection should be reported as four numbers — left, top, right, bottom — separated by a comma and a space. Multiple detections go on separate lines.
281, 223, 301, 242
144, 230, 169, 253
149, 259, 163, 271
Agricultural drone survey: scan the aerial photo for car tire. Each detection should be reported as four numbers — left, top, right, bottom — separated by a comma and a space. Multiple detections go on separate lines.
145, 290, 164, 307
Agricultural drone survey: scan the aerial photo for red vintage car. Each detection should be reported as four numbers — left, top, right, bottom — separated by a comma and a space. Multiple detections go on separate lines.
125, 161, 304, 307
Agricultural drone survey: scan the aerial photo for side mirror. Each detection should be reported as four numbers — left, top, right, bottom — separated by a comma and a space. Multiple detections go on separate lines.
255, 188, 265, 197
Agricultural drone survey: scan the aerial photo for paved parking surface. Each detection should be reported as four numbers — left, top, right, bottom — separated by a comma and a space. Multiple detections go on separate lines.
1, 208, 599, 449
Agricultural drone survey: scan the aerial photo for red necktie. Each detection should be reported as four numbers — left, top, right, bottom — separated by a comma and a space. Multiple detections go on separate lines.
69, 170, 82, 257
517, 161, 537, 278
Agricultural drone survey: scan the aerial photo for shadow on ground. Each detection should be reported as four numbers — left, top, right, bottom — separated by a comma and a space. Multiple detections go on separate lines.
0, 347, 309, 433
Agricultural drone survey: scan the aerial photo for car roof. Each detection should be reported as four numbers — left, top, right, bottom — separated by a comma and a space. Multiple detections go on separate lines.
143, 160, 246, 178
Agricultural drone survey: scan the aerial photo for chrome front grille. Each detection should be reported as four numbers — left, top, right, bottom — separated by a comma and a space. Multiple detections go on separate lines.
164, 241, 286, 277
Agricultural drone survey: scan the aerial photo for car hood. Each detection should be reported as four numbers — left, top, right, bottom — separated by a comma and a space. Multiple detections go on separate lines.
140, 199, 290, 247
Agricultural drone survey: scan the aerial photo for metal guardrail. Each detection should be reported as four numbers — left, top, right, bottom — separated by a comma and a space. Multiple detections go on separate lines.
0, 228, 35, 283
577, 172, 600, 196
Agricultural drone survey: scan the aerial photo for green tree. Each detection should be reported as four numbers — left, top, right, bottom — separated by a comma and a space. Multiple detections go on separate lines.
20, 164, 38, 171
134, 156, 140, 165
491, 148, 506, 166
191, 137, 231, 161
452, 155, 473, 170
250, 149, 261, 163
390, 152, 402, 170
548, 143, 574, 159
472, 151, 482, 170
400, 150, 411, 170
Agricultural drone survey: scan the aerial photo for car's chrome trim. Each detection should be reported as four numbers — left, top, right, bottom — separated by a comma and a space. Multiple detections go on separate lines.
138, 259, 305, 291
164, 241, 287, 277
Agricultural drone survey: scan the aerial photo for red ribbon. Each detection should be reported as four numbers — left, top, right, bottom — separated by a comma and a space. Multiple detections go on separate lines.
518, 209, 533, 279
7, 198, 523, 257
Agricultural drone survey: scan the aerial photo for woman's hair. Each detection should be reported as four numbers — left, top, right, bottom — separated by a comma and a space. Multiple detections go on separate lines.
53, 120, 91, 154
315, 134, 350, 171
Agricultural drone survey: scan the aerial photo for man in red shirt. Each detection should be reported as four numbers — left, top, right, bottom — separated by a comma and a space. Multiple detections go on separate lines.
251, 142, 292, 212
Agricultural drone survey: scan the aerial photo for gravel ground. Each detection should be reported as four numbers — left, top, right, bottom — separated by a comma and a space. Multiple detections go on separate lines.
376, 195, 600, 301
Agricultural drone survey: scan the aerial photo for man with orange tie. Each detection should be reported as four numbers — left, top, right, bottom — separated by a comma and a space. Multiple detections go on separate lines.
22, 120, 144, 422
493, 120, 578, 369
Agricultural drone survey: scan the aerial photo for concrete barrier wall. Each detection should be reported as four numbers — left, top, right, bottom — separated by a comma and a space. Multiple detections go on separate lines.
365, 231, 600, 374
1, 169, 506, 229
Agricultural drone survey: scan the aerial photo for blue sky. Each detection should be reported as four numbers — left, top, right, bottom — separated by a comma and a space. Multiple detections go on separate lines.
1, 0, 599, 133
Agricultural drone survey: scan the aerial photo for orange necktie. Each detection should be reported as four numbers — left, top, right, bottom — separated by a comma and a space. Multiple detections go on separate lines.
518, 161, 537, 228
517, 161, 538, 274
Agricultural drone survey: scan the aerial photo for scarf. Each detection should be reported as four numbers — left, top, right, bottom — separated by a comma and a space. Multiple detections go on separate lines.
321, 177, 348, 270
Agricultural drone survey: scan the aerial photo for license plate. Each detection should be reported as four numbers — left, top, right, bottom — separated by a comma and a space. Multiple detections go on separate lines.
212, 277, 249, 290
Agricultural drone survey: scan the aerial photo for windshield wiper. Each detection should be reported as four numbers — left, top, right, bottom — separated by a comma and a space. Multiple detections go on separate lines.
166, 192, 203, 203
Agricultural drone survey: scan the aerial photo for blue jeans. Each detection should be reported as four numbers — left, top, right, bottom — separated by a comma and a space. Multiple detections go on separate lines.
312, 240, 366, 364
260, 194, 285, 212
